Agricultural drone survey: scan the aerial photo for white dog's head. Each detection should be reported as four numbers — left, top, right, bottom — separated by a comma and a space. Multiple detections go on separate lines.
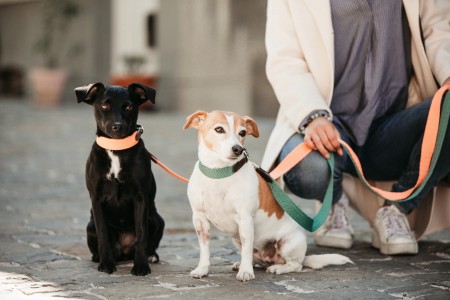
184, 110, 259, 165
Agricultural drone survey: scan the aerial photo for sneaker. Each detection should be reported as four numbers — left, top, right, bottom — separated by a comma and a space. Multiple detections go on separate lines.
372, 205, 418, 255
313, 195, 354, 249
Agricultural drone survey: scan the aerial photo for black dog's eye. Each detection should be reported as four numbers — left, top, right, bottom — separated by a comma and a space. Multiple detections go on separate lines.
100, 102, 110, 111
239, 130, 246, 137
215, 127, 225, 134
124, 104, 133, 112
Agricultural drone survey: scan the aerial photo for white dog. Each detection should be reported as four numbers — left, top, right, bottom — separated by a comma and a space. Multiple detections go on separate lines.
184, 110, 353, 281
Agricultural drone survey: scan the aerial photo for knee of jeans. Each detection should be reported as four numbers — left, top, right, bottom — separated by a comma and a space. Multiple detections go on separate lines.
282, 151, 331, 199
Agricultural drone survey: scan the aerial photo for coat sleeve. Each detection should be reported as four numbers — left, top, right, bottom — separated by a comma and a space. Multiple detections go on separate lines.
420, 0, 450, 86
265, 0, 331, 131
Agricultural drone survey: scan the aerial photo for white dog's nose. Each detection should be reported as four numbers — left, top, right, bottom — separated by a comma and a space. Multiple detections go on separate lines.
232, 145, 244, 156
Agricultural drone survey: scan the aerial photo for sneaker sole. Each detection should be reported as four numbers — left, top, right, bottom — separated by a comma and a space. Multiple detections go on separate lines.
372, 230, 418, 255
314, 235, 353, 250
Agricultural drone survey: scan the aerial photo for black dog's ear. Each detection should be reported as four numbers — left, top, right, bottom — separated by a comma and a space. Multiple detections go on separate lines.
74, 82, 105, 105
128, 83, 156, 105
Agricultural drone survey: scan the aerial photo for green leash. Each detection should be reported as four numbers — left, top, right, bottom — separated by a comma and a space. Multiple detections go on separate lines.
261, 155, 334, 232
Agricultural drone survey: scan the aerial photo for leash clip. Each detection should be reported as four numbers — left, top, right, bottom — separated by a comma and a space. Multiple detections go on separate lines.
135, 125, 144, 140
242, 148, 249, 160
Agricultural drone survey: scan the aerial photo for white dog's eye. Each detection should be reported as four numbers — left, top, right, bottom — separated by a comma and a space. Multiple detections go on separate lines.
239, 130, 246, 137
215, 127, 225, 134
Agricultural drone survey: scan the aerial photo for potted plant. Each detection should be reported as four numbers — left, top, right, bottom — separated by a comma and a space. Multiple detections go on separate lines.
29, 0, 82, 106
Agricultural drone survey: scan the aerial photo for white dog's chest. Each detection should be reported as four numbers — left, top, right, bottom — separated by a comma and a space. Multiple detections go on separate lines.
188, 166, 259, 235
195, 185, 240, 234
188, 163, 304, 246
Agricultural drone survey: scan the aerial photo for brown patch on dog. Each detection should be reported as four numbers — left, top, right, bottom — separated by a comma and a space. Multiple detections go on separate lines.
257, 173, 284, 219
197, 227, 210, 242
192, 110, 228, 150
183, 110, 208, 130
193, 218, 210, 242
240, 116, 259, 137
253, 240, 286, 266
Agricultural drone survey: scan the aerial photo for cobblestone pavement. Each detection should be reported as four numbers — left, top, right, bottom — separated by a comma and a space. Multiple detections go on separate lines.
0, 99, 449, 299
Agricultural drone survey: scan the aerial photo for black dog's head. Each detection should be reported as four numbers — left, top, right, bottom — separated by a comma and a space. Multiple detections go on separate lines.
75, 82, 155, 139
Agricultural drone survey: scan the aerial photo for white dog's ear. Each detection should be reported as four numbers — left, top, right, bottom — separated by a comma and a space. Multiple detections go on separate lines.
243, 116, 259, 138
183, 110, 208, 130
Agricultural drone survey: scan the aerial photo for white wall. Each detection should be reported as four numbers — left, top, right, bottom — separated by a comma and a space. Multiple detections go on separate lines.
111, 0, 159, 76
158, 0, 252, 114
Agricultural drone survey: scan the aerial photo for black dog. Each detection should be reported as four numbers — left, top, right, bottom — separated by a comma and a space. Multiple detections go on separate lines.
75, 82, 164, 276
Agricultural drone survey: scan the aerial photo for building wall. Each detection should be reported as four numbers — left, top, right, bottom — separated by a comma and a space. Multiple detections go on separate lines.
158, 0, 278, 117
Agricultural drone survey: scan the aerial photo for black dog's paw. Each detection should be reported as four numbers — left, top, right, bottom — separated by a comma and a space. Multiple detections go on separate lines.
98, 261, 116, 274
131, 262, 151, 276
91, 254, 100, 263
148, 252, 160, 263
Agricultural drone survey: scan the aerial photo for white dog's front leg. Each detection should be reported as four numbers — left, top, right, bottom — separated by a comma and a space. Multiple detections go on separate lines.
236, 216, 255, 281
190, 211, 211, 279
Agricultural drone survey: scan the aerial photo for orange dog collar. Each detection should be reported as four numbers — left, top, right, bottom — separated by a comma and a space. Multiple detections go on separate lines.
96, 126, 143, 151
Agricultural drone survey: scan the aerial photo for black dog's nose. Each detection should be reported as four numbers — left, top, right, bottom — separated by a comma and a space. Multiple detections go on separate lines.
232, 145, 244, 156
112, 123, 123, 132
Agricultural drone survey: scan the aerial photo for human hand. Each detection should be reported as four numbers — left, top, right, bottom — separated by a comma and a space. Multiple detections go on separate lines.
303, 117, 343, 159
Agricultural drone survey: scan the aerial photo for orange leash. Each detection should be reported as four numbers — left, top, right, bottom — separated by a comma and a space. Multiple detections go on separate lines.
269, 143, 313, 180
150, 154, 189, 183
269, 85, 450, 202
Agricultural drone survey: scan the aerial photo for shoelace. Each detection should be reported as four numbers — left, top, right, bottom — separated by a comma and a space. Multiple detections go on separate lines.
381, 207, 410, 238
330, 202, 350, 229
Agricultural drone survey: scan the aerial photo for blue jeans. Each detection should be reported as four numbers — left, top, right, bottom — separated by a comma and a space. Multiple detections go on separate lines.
277, 98, 450, 214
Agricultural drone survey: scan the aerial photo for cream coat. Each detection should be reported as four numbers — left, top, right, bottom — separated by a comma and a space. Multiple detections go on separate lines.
262, 0, 450, 238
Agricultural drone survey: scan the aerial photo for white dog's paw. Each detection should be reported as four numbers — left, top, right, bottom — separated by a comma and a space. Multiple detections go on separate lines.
266, 264, 284, 274
267, 263, 302, 274
236, 268, 255, 281
190, 266, 209, 279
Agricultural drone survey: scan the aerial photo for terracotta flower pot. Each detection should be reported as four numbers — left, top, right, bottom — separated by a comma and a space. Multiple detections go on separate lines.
29, 68, 68, 106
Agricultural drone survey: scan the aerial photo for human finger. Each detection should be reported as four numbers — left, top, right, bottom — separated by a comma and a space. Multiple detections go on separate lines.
311, 133, 330, 159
